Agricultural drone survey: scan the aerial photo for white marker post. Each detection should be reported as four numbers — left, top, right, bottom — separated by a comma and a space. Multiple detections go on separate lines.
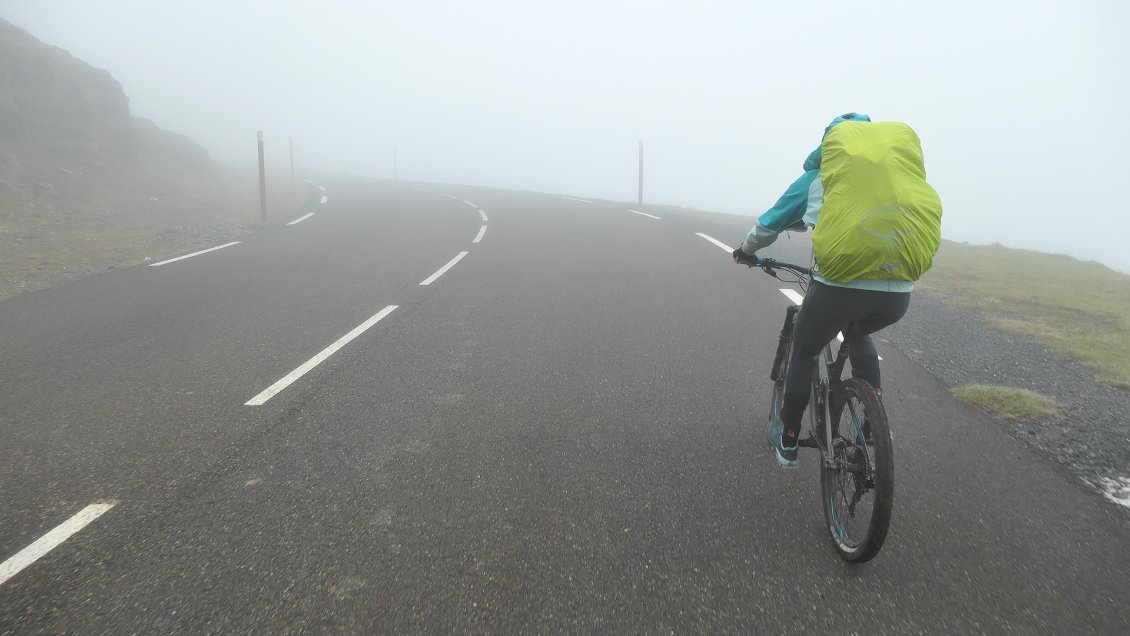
257, 131, 267, 223
638, 139, 644, 210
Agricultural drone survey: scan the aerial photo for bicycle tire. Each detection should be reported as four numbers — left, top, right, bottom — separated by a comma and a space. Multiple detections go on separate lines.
820, 377, 894, 563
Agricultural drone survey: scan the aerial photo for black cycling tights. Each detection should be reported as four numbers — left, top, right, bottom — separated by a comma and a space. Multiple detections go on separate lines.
778, 281, 910, 444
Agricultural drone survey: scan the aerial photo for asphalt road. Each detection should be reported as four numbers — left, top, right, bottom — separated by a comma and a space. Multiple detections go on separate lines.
1, 179, 1127, 633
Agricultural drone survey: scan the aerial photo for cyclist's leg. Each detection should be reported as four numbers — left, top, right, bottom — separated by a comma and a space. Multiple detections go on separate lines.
781, 284, 912, 444
845, 292, 911, 392
779, 282, 849, 446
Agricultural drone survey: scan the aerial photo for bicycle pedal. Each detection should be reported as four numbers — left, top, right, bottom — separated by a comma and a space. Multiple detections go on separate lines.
798, 437, 819, 448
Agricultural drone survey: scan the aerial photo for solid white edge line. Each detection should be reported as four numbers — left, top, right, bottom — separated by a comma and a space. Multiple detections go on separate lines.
479, 210, 488, 222
419, 251, 469, 286
320, 195, 328, 204
0, 502, 117, 587
463, 200, 478, 209
287, 212, 316, 226
245, 305, 399, 406
148, 242, 241, 267
695, 233, 733, 252
777, 288, 880, 358
472, 225, 487, 244
561, 196, 590, 203
628, 209, 661, 220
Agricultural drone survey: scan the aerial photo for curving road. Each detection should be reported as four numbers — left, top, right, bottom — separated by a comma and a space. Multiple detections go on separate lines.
1, 179, 1127, 632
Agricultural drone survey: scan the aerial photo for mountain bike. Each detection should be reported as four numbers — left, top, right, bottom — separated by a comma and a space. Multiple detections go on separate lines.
755, 257, 894, 563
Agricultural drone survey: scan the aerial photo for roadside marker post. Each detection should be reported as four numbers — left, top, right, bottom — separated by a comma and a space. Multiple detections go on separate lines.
257, 131, 267, 223
638, 139, 644, 210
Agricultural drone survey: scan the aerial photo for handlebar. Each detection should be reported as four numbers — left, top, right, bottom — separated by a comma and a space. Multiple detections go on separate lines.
753, 257, 811, 277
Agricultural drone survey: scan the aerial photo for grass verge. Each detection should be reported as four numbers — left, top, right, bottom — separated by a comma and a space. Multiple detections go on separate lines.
952, 385, 1065, 420
0, 173, 310, 301
919, 242, 1130, 388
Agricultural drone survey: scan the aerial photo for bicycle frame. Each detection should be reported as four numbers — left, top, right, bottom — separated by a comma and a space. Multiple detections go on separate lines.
753, 256, 894, 562
758, 257, 854, 467
811, 332, 855, 469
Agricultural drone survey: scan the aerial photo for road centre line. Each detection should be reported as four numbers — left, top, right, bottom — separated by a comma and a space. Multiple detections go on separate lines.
695, 233, 733, 252
420, 251, 469, 286
561, 196, 590, 203
0, 502, 116, 587
472, 225, 487, 244
628, 209, 661, 220
245, 305, 399, 406
287, 212, 316, 226
463, 200, 478, 209
320, 195, 328, 204
777, 289, 879, 356
318, 185, 326, 192
148, 242, 241, 267
479, 210, 488, 222
441, 193, 458, 199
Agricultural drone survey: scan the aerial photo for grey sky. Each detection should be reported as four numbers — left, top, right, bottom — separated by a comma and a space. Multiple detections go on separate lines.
3, 0, 1128, 271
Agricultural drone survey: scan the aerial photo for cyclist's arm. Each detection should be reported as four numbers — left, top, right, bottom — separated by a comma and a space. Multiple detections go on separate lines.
740, 168, 819, 254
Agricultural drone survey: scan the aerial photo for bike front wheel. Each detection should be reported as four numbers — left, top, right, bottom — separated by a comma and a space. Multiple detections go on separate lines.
820, 377, 894, 563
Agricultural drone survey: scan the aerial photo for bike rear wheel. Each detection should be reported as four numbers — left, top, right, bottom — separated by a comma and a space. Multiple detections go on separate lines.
820, 377, 893, 562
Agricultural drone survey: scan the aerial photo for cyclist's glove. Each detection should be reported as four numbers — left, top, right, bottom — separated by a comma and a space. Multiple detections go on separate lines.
733, 248, 759, 267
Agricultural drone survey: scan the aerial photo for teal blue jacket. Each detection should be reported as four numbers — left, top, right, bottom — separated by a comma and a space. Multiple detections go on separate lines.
740, 113, 914, 292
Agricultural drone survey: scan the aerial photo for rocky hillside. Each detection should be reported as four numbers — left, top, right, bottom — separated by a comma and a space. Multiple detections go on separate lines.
0, 18, 213, 203
0, 18, 306, 300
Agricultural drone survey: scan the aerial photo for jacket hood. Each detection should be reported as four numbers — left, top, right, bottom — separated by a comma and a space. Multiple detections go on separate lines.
825, 112, 871, 133
803, 112, 872, 171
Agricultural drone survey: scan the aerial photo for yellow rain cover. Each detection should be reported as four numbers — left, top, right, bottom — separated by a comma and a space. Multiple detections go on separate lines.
813, 121, 942, 283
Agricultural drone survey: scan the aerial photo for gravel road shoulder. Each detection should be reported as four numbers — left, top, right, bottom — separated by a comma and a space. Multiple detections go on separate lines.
885, 289, 1130, 511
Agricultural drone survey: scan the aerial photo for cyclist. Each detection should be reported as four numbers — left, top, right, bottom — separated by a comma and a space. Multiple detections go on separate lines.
733, 112, 941, 468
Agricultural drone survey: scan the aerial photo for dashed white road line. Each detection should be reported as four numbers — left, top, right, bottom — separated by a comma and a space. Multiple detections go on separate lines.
779, 288, 805, 305
479, 210, 489, 222
561, 196, 590, 203
695, 233, 733, 252
472, 225, 487, 244
628, 209, 661, 220
287, 212, 316, 226
0, 502, 117, 587
148, 242, 241, 267
320, 195, 328, 204
441, 193, 459, 200
463, 200, 478, 210
420, 251, 468, 286
318, 185, 326, 192
245, 305, 399, 406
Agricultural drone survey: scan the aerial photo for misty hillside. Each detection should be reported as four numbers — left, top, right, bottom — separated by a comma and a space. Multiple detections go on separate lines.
0, 18, 305, 300
0, 18, 213, 207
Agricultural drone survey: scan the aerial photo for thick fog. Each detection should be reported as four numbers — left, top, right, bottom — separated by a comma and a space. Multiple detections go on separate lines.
3, 0, 1128, 271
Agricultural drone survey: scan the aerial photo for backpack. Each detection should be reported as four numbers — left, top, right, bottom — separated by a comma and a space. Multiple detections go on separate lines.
812, 121, 942, 283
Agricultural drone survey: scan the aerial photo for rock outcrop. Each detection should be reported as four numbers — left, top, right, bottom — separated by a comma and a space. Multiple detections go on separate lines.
0, 17, 213, 201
